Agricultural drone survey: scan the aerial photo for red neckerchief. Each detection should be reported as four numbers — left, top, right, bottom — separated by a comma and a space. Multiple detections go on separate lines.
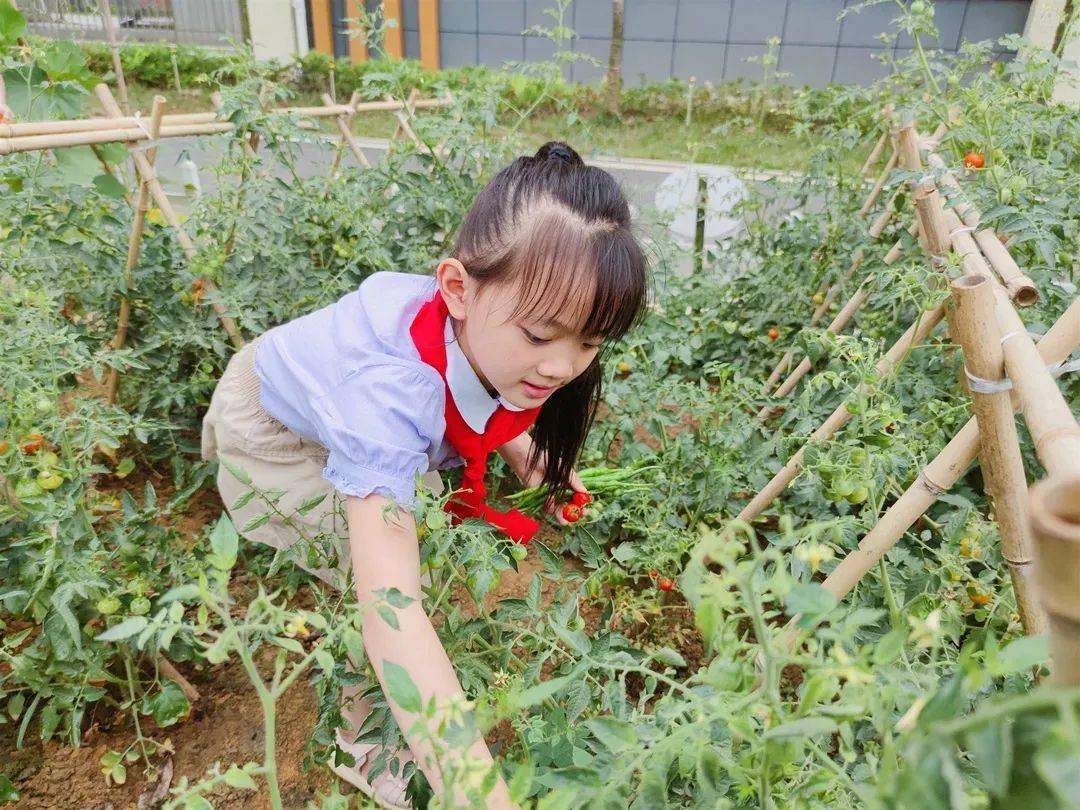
410, 291, 541, 544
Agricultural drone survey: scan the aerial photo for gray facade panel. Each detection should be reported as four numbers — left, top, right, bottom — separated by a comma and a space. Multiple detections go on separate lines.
675, 0, 731, 43
782, 0, 844, 46
413, 0, 1031, 87
962, 0, 1030, 49
572, 36, 611, 83
623, 38, 675, 84
573, 0, 612, 38
779, 43, 836, 88
837, 0, 900, 46
729, 0, 786, 43
672, 40, 726, 81
724, 42, 768, 81
441, 0, 478, 33
478, 0, 525, 34
625, 0, 677, 41
440, 31, 477, 65
831, 45, 891, 84
478, 32, 524, 65
401, 0, 418, 31
404, 29, 420, 59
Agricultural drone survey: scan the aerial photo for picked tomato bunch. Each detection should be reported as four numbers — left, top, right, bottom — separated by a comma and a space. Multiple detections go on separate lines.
560, 491, 591, 523
648, 569, 675, 592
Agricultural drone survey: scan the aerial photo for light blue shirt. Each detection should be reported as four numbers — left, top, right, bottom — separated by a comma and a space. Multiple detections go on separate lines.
254, 272, 513, 506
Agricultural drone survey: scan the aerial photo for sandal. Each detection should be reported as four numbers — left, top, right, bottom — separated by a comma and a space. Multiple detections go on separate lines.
331, 729, 412, 809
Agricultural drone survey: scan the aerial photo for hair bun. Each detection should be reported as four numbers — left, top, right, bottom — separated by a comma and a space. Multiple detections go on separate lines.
535, 141, 582, 167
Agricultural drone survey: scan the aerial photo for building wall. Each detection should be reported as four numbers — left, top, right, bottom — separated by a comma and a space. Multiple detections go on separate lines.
390, 0, 1031, 87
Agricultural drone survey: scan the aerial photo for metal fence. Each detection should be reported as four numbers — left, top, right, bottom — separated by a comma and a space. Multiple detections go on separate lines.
23, 0, 244, 48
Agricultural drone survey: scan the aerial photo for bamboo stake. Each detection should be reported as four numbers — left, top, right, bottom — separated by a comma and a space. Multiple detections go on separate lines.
973, 229, 1039, 307
0, 96, 453, 139
1, 122, 235, 154
757, 285, 872, 418
105, 95, 166, 405
737, 302, 948, 523
95, 84, 244, 350
858, 147, 898, 217
323, 90, 370, 174
950, 273, 1046, 635
816, 296, 1080, 602
387, 90, 429, 153
859, 130, 888, 176
993, 284, 1080, 477
98, 0, 129, 114
1029, 475, 1080, 686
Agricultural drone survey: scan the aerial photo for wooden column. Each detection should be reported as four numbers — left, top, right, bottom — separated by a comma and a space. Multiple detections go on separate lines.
310, 0, 335, 56
418, 0, 440, 70
382, 0, 404, 59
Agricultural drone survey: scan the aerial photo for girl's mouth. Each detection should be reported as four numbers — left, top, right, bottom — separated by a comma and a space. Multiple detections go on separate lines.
521, 381, 555, 399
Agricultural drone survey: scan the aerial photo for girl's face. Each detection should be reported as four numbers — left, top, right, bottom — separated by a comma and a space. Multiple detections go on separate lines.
439, 260, 603, 409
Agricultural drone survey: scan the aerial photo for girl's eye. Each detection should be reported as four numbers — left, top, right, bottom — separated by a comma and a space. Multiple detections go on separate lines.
522, 328, 550, 345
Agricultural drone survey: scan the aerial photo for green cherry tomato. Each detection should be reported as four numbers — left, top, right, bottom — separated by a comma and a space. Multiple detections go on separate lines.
832, 478, 855, 498
96, 596, 122, 616
15, 478, 43, 499
129, 596, 152, 616
509, 544, 528, 562
846, 485, 870, 505
36, 471, 64, 491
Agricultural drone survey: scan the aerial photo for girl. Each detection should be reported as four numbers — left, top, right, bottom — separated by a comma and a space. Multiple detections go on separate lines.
201, 141, 648, 808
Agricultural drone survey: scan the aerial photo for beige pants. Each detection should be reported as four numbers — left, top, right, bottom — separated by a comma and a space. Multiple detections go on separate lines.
201, 338, 441, 591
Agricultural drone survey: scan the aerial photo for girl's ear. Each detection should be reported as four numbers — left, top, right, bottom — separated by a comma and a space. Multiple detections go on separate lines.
437, 258, 470, 319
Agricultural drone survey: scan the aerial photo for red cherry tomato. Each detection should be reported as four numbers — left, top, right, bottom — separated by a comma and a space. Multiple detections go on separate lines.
768, 328, 779, 341
571, 491, 591, 507
657, 577, 675, 592
648, 569, 659, 580
561, 503, 583, 523
963, 152, 985, 169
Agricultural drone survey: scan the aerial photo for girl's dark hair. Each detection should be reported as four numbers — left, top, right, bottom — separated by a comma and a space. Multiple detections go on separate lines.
452, 141, 649, 498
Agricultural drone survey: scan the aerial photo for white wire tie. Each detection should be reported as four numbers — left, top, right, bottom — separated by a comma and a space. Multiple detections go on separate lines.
999, 330, 1024, 344
948, 225, 976, 237
963, 356, 1080, 394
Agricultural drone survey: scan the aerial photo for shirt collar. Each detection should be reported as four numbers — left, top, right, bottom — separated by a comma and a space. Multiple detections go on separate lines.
444, 318, 523, 434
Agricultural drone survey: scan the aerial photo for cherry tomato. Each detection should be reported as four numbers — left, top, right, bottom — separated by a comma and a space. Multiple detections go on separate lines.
509, 544, 528, 561
648, 569, 659, 580
96, 596, 121, 616
36, 471, 64, 491
0, 441, 9, 455
129, 596, 152, 616
571, 491, 591, 507
846, 485, 869, 505
657, 577, 675, 592
768, 328, 779, 341
617, 360, 631, 374
561, 503, 583, 523
963, 152, 985, 169
20, 433, 46, 454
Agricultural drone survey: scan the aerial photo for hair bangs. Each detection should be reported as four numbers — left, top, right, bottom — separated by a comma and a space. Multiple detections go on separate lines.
499, 207, 647, 342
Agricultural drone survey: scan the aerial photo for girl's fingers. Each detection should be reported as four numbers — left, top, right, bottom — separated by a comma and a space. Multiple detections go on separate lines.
569, 469, 588, 494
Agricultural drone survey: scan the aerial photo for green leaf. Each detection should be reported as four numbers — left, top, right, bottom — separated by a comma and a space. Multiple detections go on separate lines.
873, 626, 907, 665
183, 796, 214, 810
383, 661, 423, 713
147, 681, 190, 728
159, 584, 200, 604
209, 516, 239, 570
92, 173, 128, 199
375, 605, 400, 631
223, 765, 258, 790
764, 716, 838, 741
230, 489, 258, 511
1034, 732, 1080, 806
7, 693, 25, 720
965, 720, 1012, 797
96, 616, 149, 642
115, 457, 136, 478
585, 716, 638, 752
241, 512, 270, 533
785, 583, 836, 627
651, 647, 686, 668
296, 493, 327, 515
0, 1, 27, 48
314, 649, 336, 675
515, 674, 573, 709
996, 634, 1049, 676
0, 773, 19, 803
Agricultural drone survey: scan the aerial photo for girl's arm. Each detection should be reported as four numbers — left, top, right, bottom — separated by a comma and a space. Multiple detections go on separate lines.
345, 494, 516, 809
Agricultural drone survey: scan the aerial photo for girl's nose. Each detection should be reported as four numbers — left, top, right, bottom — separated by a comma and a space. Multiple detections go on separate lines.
537, 353, 575, 381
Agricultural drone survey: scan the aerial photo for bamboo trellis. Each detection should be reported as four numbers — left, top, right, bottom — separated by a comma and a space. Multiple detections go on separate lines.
731, 117, 1078, 653
3, 83, 456, 400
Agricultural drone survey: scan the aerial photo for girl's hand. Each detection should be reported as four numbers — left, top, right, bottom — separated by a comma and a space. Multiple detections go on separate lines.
497, 436, 590, 525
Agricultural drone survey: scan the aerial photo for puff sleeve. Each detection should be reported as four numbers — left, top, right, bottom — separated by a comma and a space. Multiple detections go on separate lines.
311, 360, 445, 508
